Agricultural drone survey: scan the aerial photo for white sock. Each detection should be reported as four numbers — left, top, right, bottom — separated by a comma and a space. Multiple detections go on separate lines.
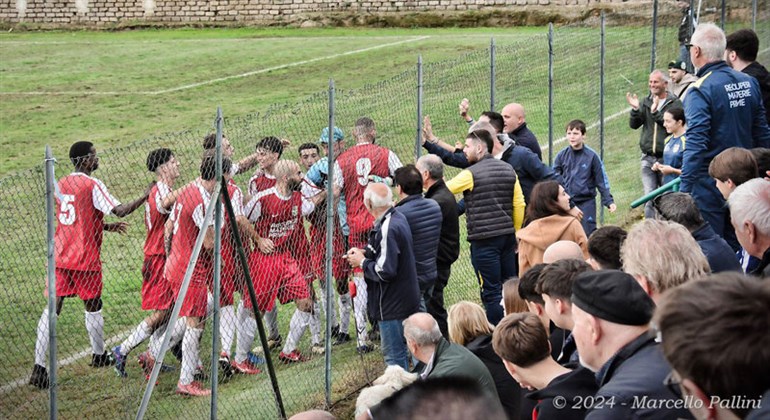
120, 320, 151, 355
353, 276, 368, 346
282, 309, 310, 354
206, 293, 215, 318
310, 302, 321, 345
220, 305, 236, 355
148, 327, 164, 360
339, 293, 352, 334
235, 305, 254, 364
264, 305, 279, 340
180, 327, 203, 385
318, 284, 338, 328
85, 310, 105, 355
34, 308, 50, 368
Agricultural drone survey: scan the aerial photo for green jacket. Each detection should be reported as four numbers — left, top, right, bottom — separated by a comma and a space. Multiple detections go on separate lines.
425, 338, 499, 400
629, 94, 682, 157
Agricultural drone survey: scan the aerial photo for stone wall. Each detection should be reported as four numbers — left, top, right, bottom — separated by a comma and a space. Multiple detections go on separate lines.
0, 0, 642, 26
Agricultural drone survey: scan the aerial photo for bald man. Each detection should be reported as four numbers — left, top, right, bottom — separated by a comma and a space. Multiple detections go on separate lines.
501, 103, 542, 160
346, 183, 420, 365
543, 241, 586, 264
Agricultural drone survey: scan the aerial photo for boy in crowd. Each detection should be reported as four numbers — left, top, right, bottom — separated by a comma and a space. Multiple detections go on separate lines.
553, 120, 616, 236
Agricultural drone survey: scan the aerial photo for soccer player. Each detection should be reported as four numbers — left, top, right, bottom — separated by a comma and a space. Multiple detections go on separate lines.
30, 141, 150, 389
239, 160, 316, 364
112, 148, 187, 379
203, 132, 260, 176
164, 155, 221, 396
300, 129, 353, 350
335, 117, 402, 352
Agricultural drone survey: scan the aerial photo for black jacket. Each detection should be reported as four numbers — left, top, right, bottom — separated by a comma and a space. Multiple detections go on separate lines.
691, 223, 742, 273
508, 122, 542, 161
527, 367, 598, 420
424, 180, 460, 268
394, 194, 442, 291
750, 247, 770, 278
466, 334, 523, 420
586, 332, 694, 420
743, 61, 770, 124
465, 155, 517, 241
629, 94, 683, 158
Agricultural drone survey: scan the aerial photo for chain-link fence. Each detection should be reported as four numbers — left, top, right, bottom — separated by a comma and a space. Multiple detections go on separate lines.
1, 3, 768, 418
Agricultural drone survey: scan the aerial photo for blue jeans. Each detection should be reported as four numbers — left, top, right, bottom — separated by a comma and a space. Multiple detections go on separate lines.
641, 155, 664, 219
379, 319, 408, 370
470, 233, 517, 326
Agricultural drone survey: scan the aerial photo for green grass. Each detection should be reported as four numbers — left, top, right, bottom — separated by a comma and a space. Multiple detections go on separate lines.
1, 22, 767, 419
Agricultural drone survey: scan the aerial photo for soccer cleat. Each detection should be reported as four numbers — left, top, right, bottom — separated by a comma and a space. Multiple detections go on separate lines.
218, 352, 234, 379
247, 351, 266, 366
356, 344, 376, 355
333, 333, 351, 346
170, 341, 183, 362
267, 335, 283, 350
89, 351, 115, 368
176, 381, 211, 397
193, 363, 209, 382
278, 349, 309, 364
311, 343, 325, 355
330, 324, 341, 338
112, 346, 127, 378
230, 359, 261, 375
29, 364, 49, 390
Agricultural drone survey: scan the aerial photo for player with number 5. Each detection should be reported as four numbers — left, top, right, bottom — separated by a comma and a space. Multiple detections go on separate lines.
30, 141, 151, 390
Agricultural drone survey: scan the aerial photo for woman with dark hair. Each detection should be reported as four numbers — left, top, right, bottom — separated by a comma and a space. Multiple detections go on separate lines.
516, 181, 588, 276
448, 301, 522, 420
653, 107, 686, 184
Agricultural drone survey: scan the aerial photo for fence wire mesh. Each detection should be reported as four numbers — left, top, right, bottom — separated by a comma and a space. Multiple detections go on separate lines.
1, 3, 767, 418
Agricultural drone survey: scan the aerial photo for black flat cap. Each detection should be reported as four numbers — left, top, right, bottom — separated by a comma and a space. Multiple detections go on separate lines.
571, 270, 655, 326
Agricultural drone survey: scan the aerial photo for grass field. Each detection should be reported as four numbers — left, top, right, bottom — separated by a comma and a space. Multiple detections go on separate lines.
1, 22, 767, 419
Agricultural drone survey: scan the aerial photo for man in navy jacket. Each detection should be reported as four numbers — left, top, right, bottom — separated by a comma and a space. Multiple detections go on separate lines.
682, 23, 770, 246
346, 183, 420, 370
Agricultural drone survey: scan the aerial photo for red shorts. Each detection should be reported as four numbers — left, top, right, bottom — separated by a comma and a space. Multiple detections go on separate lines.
218, 261, 244, 307
56, 268, 102, 300
245, 252, 310, 313
309, 226, 350, 281
170, 277, 209, 318
141, 255, 172, 311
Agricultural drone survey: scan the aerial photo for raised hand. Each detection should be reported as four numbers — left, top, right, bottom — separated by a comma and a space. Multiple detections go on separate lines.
625, 92, 640, 110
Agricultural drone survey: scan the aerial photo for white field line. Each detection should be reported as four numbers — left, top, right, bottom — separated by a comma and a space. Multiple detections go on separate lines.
540, 107, 632, 151
0, 36, 430, 96
0, 328, 132, 394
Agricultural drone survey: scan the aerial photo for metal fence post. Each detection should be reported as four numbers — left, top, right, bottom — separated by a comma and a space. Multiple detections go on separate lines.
651, 0, 658, 73
548, 23, 554, 166
44, 146, 57, 420
490, 38, 496, 112
210, 106, 224, 419
599, 12, 606, 227
416, 56, 423, 160
324, 79, 335, 407
752, 0, 757, 30
720, 0, 726, 30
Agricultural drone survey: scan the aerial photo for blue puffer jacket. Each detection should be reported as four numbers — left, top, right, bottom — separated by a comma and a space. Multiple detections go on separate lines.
691, 223, 742, 273
681, 61, 770, 212
395, 194, 442, 291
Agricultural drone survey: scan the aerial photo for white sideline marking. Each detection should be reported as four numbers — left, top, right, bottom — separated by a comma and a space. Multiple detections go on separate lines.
541, 107, 632, 151
0, 329, 132, 394
0, 36, 430, 96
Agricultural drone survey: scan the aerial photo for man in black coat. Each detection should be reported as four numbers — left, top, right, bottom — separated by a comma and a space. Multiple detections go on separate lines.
416, 155, 459, 338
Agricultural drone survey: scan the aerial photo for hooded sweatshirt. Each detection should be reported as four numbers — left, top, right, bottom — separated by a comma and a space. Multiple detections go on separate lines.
516, 214, 588, 276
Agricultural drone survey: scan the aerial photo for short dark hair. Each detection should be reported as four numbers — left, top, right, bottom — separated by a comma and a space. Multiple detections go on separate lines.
492, 312, 551, 367
587, 226, 627, 269
708, 147, 758, 185
481, 111, 504, 134
371, 376, 506, 420
202, 133, 217, 150
298, 143, 319, 154
256, 136, 284, 157
653, 192, 704, 231
536, 259, 592, 301
726, 29, 759, 62
750, 147, 770, 177
566, 119, 586, 135
200, 156, 232, 181
467, 129, 494, 154
69, 141, 94, 165
518, 263, 548, 305
394, 164, 423, 196
525, 181, 570, 223
655, 273, 770, 418
664, 106, 686, 124
146, 148, 173, 172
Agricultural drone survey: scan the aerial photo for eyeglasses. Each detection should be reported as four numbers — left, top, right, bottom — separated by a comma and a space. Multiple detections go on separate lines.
663, 371, 683, 399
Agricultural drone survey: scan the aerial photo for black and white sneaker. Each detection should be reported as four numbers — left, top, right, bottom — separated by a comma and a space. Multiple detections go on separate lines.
89, 351, 115, 368
29, 364, 49, 389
